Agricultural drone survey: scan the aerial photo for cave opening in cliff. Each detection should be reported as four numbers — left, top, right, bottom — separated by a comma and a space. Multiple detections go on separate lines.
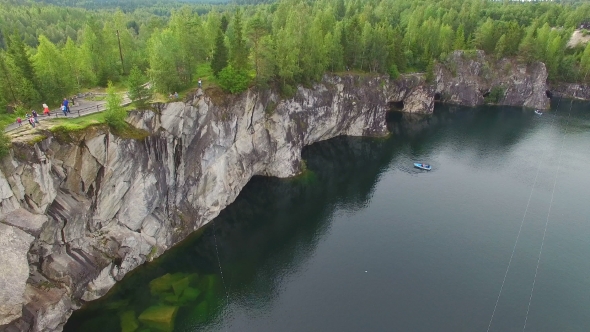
389, 100, 404, 111
434, 93, 441, 101
546, 90, 553, 98
482, 91, 490, 98
386, 110, 404, 123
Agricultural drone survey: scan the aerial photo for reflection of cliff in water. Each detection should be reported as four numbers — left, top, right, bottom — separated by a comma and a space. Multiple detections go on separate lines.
192, 136, 401, 310
388, 104, 536, 161
387, 110, 435, 136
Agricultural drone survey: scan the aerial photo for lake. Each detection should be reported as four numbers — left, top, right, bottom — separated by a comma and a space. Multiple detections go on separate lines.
65, 100, 590, 332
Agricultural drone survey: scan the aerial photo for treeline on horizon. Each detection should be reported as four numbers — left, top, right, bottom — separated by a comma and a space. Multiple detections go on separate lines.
2, 0, 590, 111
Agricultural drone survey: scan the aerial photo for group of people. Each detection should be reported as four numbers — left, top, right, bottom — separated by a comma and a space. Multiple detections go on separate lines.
17, 110, 39, 128
61, 98, 71, 116
16, 98, 72, 128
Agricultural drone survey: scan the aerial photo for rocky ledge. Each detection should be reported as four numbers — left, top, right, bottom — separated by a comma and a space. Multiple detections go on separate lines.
0, 67, 552, 332
550, 82, 590, 100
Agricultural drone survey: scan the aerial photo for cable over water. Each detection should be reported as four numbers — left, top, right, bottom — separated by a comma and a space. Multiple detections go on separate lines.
212, 221, 231, 329
521, 68, 590, 330
522, 100, 573, 331
486, 97, 563, 332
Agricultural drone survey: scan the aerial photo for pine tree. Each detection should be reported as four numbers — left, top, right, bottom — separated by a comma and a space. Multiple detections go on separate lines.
344, 17, 362, 69
518, 25, 536, 64
335, 0, 346, 20
247, 15, 269, 83
545, 34, 562, 80
0, 52, 18, 105
220, 15, 229, 33
581, 43, 590, 80
204, 11, 222, 58
6, 31, 42, 103
62, 37, 92, 89
127, 66, 152, 108
256, 35, 276, 86
104, 81, 126, 130
474, 18, 496, 54
495, 34, 507, 60
6, 31, 37, 89
211, 28, 228, 77
34, 35, 75, 104
147, 29, 182, 93
425, 60, 435, 83
504, 21, 523, 56
169, 7, 206, 85
275, 26, 299, 85
439, 24, 454, 57
230, 9, 249, 72
324, 28, 344, 72
392, 27, 407, 73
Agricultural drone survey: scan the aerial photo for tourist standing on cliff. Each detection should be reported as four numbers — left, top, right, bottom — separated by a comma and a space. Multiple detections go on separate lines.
16, 117, 22, 127
28, 116, 35, 128
31, 110, 39, 123
43, 103, 50, 116
62, 98, 70, 113
198, 78, 202, 89
61, 104, 68, 116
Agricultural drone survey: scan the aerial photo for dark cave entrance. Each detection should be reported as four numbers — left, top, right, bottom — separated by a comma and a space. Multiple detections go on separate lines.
389, 100, 404, 111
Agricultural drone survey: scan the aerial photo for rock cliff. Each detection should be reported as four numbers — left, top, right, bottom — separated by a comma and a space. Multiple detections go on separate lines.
0, 67, 555, 331
0, 74, 434, 332
550, 82, 590, 100
436, 50, 551, 109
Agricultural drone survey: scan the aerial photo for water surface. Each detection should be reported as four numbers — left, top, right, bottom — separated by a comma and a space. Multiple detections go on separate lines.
65, 100, 590, 332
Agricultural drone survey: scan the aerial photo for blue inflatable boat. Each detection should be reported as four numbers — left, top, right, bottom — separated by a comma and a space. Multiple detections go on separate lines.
414, 163, 432, 171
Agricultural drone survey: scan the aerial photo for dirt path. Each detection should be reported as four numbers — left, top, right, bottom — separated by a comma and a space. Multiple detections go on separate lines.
4, 94, 131, 134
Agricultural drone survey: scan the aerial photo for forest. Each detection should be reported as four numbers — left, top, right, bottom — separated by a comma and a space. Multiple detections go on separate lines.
2, 0, 590, 113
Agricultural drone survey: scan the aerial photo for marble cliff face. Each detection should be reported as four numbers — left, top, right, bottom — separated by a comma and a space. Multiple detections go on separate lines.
435, 50, 550, 109
0, 68, 551, 332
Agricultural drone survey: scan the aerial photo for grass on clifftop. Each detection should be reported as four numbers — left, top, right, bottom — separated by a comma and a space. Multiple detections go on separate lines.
48, 112, 106, 132
47, 112, 149, 141
48, 113, 107, 143
111, 123, 150, 140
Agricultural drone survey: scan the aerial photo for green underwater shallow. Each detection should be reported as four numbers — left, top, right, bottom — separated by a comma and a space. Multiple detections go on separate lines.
71, 270, 221, 332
